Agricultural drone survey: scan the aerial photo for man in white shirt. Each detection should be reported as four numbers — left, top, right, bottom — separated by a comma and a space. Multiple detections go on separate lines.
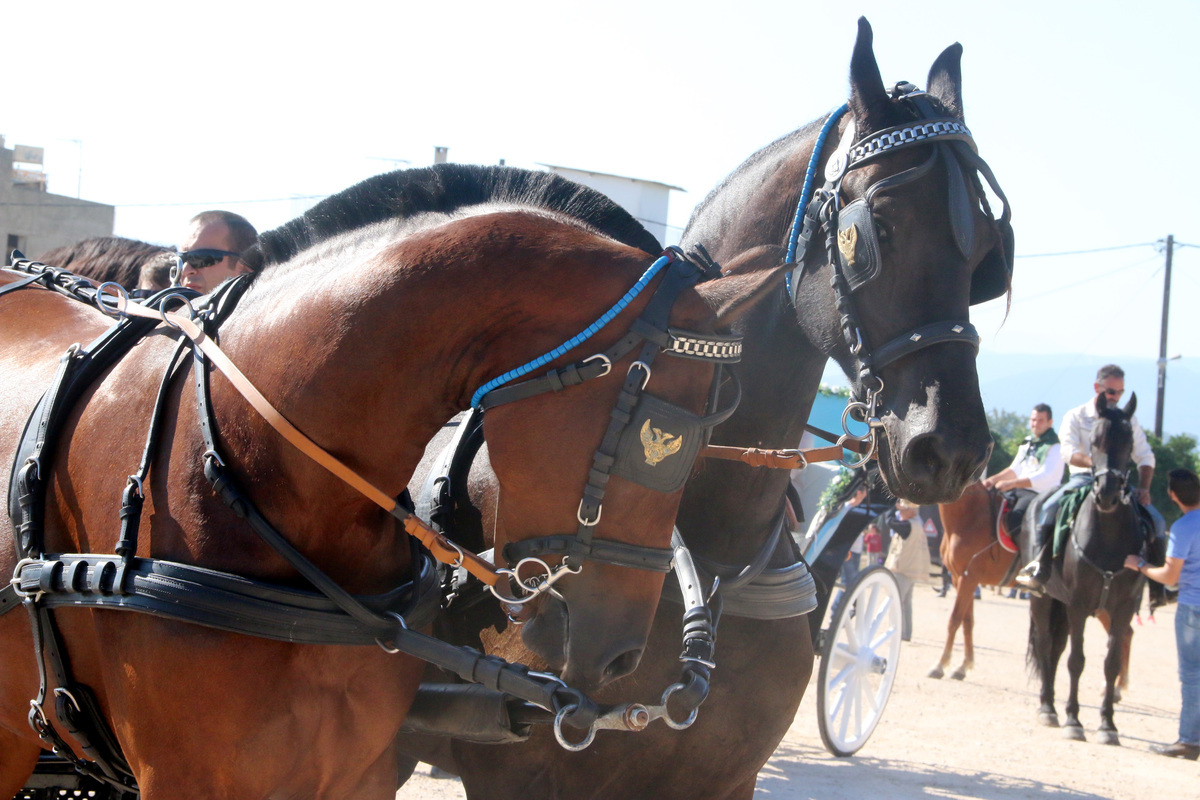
985, 403, 1063, 495
1017, 365, 1158, 592
985, 403, 1062, 559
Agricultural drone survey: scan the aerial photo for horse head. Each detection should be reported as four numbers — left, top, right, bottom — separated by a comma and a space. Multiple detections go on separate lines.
789, 18, 1010, 504
483, 246, 786, 690
1090, 392, 1137, 512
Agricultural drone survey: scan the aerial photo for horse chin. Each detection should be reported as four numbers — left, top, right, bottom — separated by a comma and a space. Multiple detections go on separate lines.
875, 419, 990, 505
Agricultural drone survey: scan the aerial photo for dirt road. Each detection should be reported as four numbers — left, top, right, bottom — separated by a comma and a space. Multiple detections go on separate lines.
398, 584, 1196, 799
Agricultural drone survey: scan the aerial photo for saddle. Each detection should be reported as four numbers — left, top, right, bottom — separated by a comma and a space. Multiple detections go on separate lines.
995, 488, 1036, 554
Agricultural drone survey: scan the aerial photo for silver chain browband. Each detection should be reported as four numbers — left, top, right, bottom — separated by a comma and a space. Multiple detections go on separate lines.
666, 330, 742, 362
847, 119, 973, 167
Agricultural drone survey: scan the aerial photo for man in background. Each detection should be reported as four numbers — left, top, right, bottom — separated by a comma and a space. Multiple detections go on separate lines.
177, 210, 257, 294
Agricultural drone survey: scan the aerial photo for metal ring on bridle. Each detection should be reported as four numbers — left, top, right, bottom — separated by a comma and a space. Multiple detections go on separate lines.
126, 474, 144, 498
94, 281, 129, 317
159, 293, 196, 330
374, 611, 409, 654
659, 682, 700, 730
553, 703, 597, 751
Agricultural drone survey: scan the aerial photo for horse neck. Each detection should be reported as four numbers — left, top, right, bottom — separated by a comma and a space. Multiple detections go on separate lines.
674, 282, 826, 564
204, 220, 648, 578
675, 123, 839, 564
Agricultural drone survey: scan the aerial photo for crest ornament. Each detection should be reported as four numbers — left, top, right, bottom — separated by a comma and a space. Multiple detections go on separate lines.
640, 419, 683, 466
837, 224, 858, 267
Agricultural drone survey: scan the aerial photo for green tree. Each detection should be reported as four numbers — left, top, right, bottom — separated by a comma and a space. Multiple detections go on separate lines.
1147, 433, 1200, 525
986, 408, 1026, 478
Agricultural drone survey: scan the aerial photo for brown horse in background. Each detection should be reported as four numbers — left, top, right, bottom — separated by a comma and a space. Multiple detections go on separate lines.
36, 236, 173, 291
931, 482, 1133, 692
0, 165, 783, 799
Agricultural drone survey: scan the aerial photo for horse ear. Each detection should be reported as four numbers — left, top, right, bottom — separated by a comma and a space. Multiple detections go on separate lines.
927, 42, 965, 121
673, 245, 786, 330
848, 17, 890, 133
1124, 392, 1137, 418
1096, 391, 1108, 412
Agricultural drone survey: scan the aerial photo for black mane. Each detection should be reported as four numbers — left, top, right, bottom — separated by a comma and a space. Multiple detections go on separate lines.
242, 164, 660, 272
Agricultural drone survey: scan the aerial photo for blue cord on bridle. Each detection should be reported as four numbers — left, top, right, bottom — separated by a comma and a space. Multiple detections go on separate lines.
469, 254, 672, 408
784, 103, 850, 297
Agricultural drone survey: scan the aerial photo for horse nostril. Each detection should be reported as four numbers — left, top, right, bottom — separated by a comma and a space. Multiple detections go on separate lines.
603, 648, 644, 683
902, 434, 947, 485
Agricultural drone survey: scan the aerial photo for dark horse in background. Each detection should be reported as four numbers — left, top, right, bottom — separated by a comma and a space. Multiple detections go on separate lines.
1027, 393, 1146, 745
932, 483, 1136, 691
0, 165, 782, 799
398, 18, 1011, 799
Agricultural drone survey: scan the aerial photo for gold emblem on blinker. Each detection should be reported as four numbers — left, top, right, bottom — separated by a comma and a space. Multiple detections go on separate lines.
640, 419, 683, 466
838, 224, 858, 267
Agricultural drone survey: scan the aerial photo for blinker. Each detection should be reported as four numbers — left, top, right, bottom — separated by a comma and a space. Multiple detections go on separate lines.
612, 394, 706, 494
836, 200, 882, 291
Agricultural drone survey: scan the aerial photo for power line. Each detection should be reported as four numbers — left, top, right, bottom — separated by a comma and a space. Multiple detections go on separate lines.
1015, 242, 1156, 258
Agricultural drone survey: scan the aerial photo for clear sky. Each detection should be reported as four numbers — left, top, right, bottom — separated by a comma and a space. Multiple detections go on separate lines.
5, 1, 1199, 425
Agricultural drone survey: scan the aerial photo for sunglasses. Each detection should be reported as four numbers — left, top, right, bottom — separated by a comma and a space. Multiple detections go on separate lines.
180, 249, 241, 269
1102, 388, 1124, 398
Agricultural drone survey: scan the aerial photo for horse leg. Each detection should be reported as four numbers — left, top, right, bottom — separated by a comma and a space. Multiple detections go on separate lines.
1028, 595, 1065, 727
1095, 610, 1132, 702
953, 576, 978, 680
928, 575, 967, 679
0, 728, 41, 799
1096, 611, 1133, 746
1061, 609, 1088, 741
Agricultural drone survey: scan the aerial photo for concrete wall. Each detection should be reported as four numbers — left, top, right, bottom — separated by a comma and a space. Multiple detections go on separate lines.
0, 139, 114, 259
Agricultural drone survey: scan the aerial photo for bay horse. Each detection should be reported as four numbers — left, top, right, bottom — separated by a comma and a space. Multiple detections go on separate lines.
931, 484, 1135, 690
1026, 392, 1145, 744
396, 17, 1011, 798
0, 164, 786, 799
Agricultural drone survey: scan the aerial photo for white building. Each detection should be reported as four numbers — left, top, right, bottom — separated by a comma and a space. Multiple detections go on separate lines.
538, 163, 683, 246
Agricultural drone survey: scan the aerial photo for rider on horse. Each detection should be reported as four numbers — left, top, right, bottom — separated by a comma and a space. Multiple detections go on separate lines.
1017, 365, 1162, 593
983, 403, 1062, 537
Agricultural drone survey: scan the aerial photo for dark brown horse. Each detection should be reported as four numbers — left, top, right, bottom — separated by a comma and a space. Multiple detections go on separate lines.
0, 165, 784, 799
36, 236, 173, 292
1027, 393, 1145, 745
396, 18, 1011, 799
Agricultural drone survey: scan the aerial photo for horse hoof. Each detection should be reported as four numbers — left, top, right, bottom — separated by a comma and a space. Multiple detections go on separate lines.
1062, 725, 1086, 741
950, 668, 967, 681
927, 666, 944, 679
1096, 730, 1121, 746
1038, 712, 1060, 728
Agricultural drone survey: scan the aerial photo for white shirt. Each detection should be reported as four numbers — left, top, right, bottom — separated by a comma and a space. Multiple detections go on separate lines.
1006, 435, 1064, 494
1060, 398, 1155, 476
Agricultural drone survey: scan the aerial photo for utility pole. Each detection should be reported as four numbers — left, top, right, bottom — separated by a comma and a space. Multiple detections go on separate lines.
1155, 234, 1174, 439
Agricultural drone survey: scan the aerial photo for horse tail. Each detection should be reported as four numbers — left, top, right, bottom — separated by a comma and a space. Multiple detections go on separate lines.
1025, 598, 1067, 678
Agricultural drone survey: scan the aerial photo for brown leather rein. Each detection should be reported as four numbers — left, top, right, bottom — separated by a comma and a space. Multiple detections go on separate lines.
700, 423, 873, 470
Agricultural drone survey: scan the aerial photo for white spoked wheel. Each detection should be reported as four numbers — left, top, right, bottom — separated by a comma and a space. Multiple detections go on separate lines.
817, 565, 903, 757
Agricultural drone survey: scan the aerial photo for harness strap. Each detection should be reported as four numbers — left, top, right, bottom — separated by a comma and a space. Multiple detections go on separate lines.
700, 443, 843, 470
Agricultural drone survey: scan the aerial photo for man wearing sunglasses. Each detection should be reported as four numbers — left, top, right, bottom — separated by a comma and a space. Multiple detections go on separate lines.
1018, 364, 1160, 592
177, 210, 258, 294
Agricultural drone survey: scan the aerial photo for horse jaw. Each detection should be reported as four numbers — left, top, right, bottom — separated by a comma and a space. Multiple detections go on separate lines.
873, 354, 993, 504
